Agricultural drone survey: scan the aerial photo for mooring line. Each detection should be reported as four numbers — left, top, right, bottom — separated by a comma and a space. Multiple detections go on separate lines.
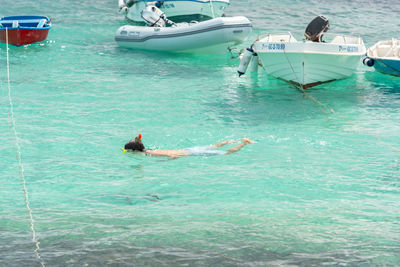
281, 46, 399, 155
4, 28, 45, 267
302, 90, 400, 156
283, 48, 305, 92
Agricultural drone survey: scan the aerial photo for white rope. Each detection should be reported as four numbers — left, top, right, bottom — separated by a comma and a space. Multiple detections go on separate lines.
283, 47, 304, 92
5, 28, 45, 267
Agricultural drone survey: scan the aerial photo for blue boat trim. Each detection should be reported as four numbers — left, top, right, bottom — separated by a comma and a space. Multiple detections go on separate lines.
0, 15, 51, 30
371, 57, 400, 76
115, 23, 251, 42
0, 26, 51, 30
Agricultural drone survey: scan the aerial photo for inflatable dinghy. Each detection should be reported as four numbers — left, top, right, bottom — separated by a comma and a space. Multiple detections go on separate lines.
115, 6, 251, 53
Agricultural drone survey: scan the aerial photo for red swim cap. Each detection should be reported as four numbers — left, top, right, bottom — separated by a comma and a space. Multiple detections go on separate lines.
138, 133, 142, 140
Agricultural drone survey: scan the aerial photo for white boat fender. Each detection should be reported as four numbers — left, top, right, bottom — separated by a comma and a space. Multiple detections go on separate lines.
119, 6, 128, 14
118, 0, 132, 14
118, 0, 126, 9
237, 47, 255, 77
248, 52, 259, 72
363, 57, 374, 67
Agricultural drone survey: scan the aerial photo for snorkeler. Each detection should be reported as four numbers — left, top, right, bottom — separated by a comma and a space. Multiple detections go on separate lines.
123, 134, 254, 159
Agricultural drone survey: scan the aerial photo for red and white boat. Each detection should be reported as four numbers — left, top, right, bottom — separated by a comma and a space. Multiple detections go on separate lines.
0, 15, 51, 46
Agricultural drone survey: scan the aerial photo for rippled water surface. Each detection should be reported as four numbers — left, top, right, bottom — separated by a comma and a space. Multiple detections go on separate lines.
1, 0, 399, 266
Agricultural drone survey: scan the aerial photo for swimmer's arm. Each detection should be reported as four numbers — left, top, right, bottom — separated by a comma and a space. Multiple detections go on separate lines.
225, 138, 254, 155
213, 140, 234, 148
145, 150, 172, 157
145, 149, 188, 159
214, 138, 253, 148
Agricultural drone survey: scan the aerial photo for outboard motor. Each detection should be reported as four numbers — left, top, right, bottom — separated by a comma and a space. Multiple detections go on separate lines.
140, 5, 175, 27
305, 15, 330, 42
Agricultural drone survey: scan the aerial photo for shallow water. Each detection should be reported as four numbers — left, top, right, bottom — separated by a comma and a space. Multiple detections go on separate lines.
0, 0, 399, 266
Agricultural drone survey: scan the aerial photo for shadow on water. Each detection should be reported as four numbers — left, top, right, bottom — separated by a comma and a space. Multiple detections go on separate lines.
202, 73, 369, 126
108, 46, 239, 81
0, 237, 389, 266
89, 193, 161, 207
363, 71, 400, 95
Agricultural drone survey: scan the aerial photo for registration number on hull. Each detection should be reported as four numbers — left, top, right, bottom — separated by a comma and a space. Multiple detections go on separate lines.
338, 45, 358, 52
262, 43, 286, 50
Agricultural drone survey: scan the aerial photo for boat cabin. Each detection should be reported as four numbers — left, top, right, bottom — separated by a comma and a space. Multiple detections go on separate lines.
369, 39, 400, 58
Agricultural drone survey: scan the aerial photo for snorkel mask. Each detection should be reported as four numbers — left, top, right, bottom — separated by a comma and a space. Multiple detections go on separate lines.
124, 133, 145, 151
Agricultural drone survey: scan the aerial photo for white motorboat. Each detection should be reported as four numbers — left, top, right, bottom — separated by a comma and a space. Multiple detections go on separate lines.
363, 39, 400, 76
115, 6, 251, 53
240, 16, 366, 89
118, 0, 230, 23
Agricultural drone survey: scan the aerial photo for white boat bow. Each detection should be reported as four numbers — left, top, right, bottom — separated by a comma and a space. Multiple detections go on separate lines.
252, 32, 366, 88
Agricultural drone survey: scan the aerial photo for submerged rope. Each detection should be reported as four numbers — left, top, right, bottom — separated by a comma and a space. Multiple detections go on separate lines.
227, 47, 241, 59
281, 44, 399, 155
303, 91, 400, 156
4, 28, 45, 267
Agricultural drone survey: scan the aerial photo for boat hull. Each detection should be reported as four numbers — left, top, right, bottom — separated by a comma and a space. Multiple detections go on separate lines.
0, 28, 49, 46
115, 16, 251, 53
254, 38, 365, 88
0, 15, 51, 46
124, 0, 229, 22
371, 58, 400, 76
366, 39, 400, 76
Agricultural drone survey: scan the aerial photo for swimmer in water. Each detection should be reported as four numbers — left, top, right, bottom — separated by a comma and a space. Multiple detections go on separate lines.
123, 134, 254, 159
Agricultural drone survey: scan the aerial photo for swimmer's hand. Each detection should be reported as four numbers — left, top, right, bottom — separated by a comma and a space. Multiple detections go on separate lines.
241, 138, 254, 144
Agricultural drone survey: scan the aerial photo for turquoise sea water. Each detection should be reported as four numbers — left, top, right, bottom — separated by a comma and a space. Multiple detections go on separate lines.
1, 0, 399, 265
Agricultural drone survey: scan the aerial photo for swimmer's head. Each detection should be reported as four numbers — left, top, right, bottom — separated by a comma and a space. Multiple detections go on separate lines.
124, 134, 145, 151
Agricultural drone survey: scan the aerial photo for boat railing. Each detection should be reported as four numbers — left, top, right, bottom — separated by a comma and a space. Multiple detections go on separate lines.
256, 31, 363, 45
0, 19, 49, 29
1, 19, 45, 24
320, 32, 363, 45
257, 32, 296, 43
